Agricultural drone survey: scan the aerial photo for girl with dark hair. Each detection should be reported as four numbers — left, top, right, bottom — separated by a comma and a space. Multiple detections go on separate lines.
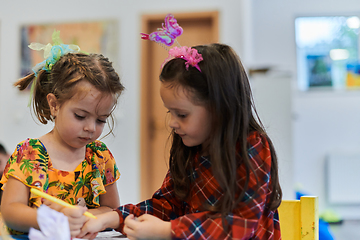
79, 43, 282, 240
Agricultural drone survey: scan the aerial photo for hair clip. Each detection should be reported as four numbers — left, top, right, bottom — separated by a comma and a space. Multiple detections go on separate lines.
27, 30, 80, 106
140, 13, 183, 49
29, 30, 80, 75
163, 46, 203, 72
141, 14, 203, 72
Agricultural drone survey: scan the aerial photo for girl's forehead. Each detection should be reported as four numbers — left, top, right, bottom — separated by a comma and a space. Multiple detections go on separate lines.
165, 83, 204, 107
68, 94, 115, 116
73, 80, 97, 95
66, 82, 115, 111
71, 81, 110, 101
161, 84, 198, 111
162, 82, 191, 98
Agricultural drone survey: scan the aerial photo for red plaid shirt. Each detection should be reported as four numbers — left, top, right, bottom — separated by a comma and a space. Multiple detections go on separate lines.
115, 131, 281, 239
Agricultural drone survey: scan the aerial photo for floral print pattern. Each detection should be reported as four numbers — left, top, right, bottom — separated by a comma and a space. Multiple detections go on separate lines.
0, 138, 120, 235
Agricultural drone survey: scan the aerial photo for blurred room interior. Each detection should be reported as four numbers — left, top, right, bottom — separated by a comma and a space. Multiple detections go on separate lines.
0, 0, 360, 238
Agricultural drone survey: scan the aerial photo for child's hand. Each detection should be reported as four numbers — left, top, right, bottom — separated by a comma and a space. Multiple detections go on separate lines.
61, 206, 88, 237
76, 224, 99, 240
77, 217, 102, 238
42, 199, 88, 237
42, 199, 63, 212
123, 214, 171, 240
77, 211, 119, 239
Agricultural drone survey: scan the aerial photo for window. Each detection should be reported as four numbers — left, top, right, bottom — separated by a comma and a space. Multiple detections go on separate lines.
295, 16, 360, 91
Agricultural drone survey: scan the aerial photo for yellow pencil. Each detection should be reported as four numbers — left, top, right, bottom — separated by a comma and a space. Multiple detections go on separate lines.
30, 188, 97, 219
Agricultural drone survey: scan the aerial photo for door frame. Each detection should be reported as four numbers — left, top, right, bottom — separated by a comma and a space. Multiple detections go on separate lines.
139, 11, 219, 200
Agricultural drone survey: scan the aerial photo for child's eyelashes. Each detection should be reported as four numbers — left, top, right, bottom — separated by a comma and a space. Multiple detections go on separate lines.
97, 119, 107, 124
166, 110, 187, 118
74, 113, 107, 124
74, 113, 85, 120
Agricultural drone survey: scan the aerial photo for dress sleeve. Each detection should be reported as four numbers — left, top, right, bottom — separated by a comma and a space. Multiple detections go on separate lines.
114, 170, 184, 233
101, 144, 120, 186
89, 140, 120, 186
88, 141, 121, 207
0, 139, 48, 207
170, 132, 280, 239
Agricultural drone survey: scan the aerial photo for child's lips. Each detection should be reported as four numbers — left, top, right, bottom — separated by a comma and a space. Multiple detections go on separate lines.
79, 137, 91, 141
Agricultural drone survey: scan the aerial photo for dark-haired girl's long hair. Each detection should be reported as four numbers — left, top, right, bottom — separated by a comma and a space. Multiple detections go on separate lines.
160, 43, 282, 224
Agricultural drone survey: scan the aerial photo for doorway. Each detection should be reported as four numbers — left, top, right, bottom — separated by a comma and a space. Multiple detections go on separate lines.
140, 11, 219, 200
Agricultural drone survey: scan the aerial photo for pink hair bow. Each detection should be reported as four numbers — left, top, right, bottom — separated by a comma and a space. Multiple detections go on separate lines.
162, 46, 203, 72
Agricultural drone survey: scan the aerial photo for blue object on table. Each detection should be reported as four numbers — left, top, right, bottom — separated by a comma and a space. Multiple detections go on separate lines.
8, 236, 29, 240
319, 219, 335, 240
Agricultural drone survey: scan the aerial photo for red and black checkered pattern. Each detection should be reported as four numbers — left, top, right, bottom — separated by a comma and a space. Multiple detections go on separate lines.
116, 131, 281, 239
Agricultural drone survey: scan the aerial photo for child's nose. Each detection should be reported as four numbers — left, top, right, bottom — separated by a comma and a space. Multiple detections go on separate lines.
84, 120, 96, 132
168, 115, 179, 130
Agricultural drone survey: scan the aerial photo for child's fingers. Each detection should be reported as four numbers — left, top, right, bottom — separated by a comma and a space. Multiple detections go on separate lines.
88, 232, 98, 239
136, 214, 149, 221
68, 214, 88, 238
70, 228, 82, 238
69, 215, 87, 225
76, 229, 88, 239
77, 232, 98, 240
124, 215, 142, 239
61, 206, 87, 234
62, 206, 87, 218
42, 199, 63, 212
124, 214, 139, 229
77, 230, 99, 239
79, 232, 98, 240
123, 224, 136, 237
127, 214, 135, 220
69, 221, 85, 229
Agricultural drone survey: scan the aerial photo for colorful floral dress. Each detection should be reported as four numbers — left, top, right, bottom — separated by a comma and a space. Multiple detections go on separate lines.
0, 138, 120, 235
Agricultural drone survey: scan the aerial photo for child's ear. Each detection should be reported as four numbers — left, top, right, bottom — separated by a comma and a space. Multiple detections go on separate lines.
47, 93, 60, 118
